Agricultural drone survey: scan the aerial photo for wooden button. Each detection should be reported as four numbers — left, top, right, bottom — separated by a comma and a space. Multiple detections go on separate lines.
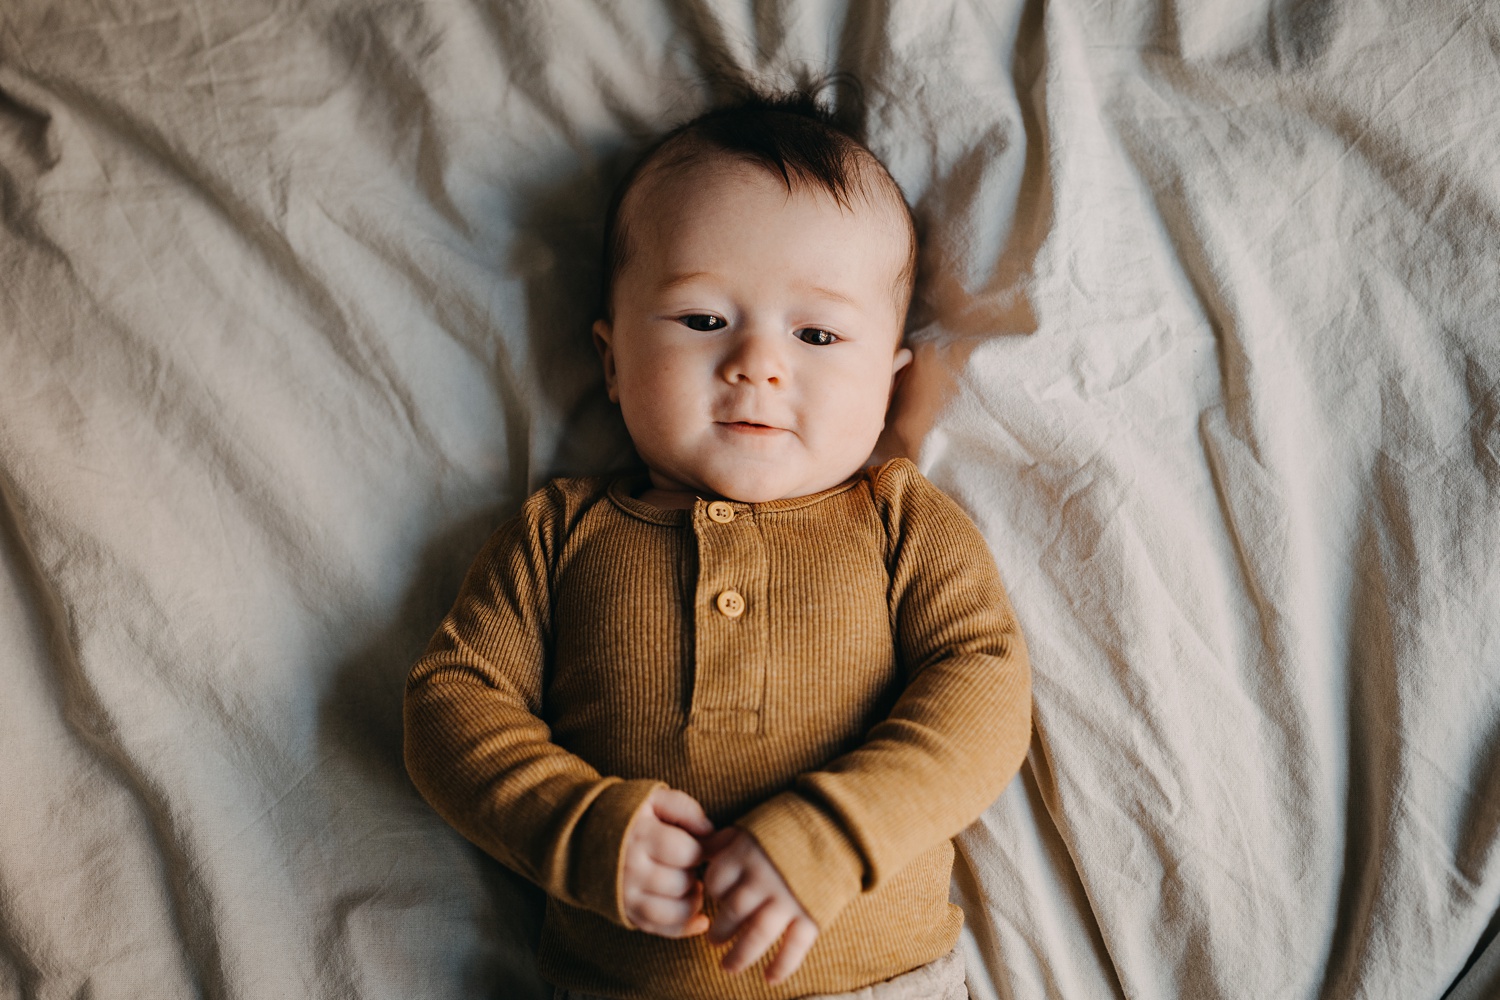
715, 589, 745, 618
707, 501, 735, 523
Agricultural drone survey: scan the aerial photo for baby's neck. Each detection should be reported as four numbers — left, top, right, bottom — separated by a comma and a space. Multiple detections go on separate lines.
635, 485, 704, 511
634, 469, 724, 511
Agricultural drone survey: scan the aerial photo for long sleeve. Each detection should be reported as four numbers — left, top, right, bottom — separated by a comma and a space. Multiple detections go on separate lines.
403, 466, 1021, 995
735, 460, 1032, 930
402, 485, 663, 928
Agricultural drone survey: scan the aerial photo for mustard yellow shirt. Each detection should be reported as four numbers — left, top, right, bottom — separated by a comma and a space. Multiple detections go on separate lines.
404, 458, 1031, 998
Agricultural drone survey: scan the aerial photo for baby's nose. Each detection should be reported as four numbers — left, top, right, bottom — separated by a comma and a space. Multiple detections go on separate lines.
720, 329, 785, 385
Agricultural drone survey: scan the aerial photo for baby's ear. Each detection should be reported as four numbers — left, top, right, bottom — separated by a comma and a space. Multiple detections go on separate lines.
888, 346, 913, 405
592, 319, 620, 403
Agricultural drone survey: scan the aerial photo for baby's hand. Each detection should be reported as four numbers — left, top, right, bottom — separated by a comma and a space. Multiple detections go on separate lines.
621, 788, 715, 937
702, 828, 820, 984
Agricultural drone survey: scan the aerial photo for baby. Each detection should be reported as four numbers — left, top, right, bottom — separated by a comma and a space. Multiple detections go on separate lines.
404, 91, 1031, 1000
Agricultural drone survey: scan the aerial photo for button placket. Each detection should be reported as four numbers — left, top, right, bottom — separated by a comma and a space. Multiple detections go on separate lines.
689, 500, 767, 733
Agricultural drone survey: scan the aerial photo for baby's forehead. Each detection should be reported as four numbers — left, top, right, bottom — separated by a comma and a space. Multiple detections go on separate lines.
626, 147, 907, 231
603, 136, 919, 317
614, 154, 917, 298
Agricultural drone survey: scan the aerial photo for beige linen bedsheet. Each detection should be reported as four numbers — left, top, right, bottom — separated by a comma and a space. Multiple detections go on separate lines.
1, 1, 1497, 998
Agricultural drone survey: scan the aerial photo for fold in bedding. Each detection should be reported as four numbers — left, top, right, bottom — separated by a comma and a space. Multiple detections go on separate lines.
1, 1, 1497, 998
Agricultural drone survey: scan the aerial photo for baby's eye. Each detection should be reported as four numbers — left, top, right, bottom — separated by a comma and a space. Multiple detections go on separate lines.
795, 328, 838, 346
680, 314, 726, 332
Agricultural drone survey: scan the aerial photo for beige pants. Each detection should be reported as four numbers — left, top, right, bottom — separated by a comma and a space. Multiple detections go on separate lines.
552, 944, 968, 1000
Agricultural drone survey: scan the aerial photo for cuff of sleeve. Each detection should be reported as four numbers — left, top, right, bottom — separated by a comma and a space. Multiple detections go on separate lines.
735, 791, 865, 931
569, 778, 665, 929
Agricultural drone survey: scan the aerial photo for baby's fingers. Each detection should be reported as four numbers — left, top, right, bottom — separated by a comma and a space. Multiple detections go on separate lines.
719, 900, 794, 974
702, 846, 746, 900
765, 917, 819, 984
650, 788, 714, 838
649, 823, 707, 869
702, 826, 738, 858
706, 878, 763, 945
626, 888, 709, 939
641, 863, 695, 899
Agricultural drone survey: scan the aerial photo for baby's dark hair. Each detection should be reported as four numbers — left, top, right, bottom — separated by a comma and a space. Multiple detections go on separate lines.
600, 87, 918, 320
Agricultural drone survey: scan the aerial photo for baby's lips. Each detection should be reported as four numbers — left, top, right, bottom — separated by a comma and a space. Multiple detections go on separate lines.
714, 410, 789, 427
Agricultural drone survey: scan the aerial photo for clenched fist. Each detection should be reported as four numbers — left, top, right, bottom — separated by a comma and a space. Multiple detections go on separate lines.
621, 788, 715, 937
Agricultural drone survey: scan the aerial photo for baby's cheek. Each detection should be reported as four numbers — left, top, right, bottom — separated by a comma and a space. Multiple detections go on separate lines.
618, 374, 710, 468
829, 372, 895, 440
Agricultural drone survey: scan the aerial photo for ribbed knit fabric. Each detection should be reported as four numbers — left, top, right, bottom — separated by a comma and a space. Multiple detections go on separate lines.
404, 458, 1031, 999
555, 944, 969, 1000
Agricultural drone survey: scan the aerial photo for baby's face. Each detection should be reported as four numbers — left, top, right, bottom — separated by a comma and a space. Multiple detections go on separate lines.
594, 158, 913, 504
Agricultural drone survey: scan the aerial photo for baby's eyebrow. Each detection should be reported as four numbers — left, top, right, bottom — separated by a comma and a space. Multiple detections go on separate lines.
656, 271, 861, 311
803, 284, 858, 308
657, 271, 714, 292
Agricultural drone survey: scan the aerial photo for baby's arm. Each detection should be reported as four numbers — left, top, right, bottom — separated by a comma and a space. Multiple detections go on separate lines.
404, 486, 710, 933
728, 462, 1033, 943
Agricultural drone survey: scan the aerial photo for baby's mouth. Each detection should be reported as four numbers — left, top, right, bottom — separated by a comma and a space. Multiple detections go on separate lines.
717, 420, 786, 435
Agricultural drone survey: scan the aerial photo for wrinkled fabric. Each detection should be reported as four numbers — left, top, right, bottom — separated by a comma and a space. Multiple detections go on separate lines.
0, 2, 1496, 999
